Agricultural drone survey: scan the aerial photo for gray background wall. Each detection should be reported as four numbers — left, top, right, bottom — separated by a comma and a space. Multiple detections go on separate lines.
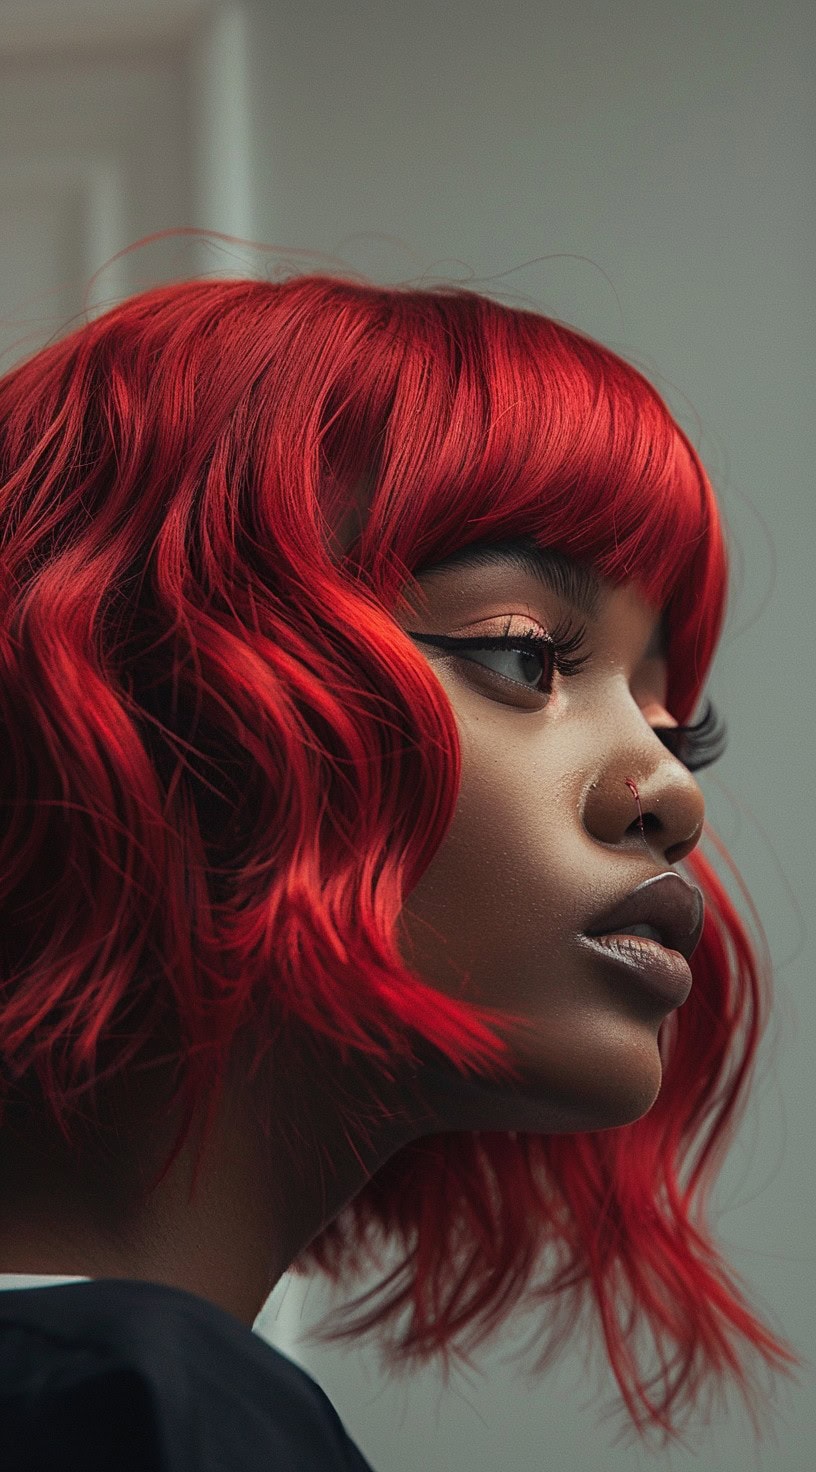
1, 1, 813, 1467
245, 4, 815, 1468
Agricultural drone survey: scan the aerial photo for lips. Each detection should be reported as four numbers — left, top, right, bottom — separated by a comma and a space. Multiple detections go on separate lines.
584, 871, 704, 962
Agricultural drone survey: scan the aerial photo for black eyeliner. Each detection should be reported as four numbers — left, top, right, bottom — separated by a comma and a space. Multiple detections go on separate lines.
407, 630, 727, 773
406, 615, 590, 697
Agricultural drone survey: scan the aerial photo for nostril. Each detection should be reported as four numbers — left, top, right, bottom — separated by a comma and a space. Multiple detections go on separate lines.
666, 826, 704, 865
628, 811, 659, 840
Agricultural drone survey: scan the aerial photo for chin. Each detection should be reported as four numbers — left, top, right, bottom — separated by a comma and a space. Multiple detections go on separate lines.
413, 1046, 664, 1137
490, 1079, 662, 1135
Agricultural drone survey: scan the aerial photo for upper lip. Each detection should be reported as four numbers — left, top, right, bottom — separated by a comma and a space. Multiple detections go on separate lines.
583, 872, 705, 962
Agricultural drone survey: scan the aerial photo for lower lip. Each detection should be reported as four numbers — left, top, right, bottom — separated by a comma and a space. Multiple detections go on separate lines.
578, 932, 693, 1009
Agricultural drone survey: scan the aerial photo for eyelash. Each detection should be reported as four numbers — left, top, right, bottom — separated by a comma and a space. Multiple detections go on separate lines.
407, 619, 728, 773
651, 700, 728, 773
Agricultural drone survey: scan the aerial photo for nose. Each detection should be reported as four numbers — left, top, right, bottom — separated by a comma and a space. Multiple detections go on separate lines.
582, 753, 706, 866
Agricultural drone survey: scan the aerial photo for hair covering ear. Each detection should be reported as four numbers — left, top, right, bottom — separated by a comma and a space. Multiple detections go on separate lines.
325, 469, 377, 564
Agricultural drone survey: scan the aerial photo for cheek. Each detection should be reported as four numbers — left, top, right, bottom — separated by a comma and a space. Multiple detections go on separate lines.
393, 707, 669, 1135
395, 719, 574, 1010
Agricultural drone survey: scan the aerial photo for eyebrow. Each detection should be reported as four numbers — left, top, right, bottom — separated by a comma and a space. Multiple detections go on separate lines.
413, 535, 667, 659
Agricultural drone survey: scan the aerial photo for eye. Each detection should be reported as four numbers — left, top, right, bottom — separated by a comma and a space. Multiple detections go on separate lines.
652, 700, 728, 772
406, 614, 590, 698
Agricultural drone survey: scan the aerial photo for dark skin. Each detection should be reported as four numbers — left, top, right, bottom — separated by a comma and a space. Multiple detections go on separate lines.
0, 548, 705, 1326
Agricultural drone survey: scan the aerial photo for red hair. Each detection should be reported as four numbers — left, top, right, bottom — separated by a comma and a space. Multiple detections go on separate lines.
0, 270, 804, 1449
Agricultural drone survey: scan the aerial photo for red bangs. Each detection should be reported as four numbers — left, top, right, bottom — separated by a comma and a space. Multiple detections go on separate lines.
330, 286, 728, 720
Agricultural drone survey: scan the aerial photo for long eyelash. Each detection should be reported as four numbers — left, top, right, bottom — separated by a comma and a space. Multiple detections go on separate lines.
653, 700, 728, 773
406, 613, 590, 693
408, 621, 728, 774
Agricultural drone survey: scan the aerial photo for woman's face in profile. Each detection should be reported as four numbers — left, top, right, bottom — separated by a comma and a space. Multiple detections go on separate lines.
394, 546, 706, 1138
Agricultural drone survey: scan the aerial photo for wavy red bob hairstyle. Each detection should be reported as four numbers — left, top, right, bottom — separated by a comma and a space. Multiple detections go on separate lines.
0, 271, 804, 1449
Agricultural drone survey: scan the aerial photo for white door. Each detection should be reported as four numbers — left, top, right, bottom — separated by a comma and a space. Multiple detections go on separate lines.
0, 0, 254, 374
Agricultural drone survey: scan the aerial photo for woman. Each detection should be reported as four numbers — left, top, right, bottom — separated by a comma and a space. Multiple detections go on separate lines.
0, 273, 804, 1466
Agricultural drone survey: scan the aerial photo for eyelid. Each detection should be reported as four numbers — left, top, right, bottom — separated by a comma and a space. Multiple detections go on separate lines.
640, 698, 676, 727
632, 661, 670, 714
444, 610, 551, 639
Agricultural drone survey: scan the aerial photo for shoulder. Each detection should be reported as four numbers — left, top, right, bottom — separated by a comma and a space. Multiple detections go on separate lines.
0, 1279, 377, 1471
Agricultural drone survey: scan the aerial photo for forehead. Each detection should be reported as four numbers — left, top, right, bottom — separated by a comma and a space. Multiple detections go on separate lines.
412, 535, 668, 658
